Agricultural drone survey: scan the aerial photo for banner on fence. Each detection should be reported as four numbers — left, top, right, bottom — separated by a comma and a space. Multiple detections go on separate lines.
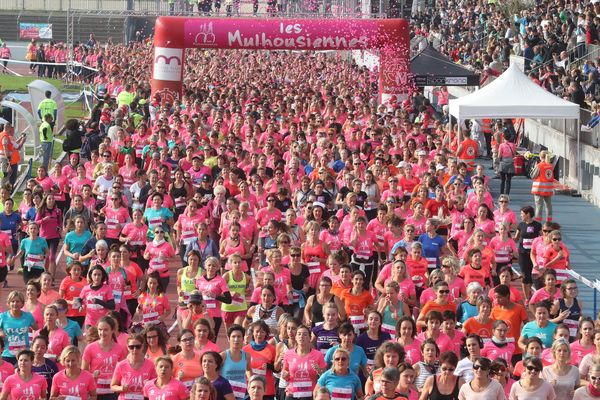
19, 23, 53, 40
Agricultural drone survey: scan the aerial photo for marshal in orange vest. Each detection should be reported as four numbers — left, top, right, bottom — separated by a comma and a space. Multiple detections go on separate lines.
531, 161, 555, 197
457, 133, 478, 172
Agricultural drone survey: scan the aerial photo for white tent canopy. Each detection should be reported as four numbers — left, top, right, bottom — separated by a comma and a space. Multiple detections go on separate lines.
448, 63, 582, 192
449, 63, 580, 120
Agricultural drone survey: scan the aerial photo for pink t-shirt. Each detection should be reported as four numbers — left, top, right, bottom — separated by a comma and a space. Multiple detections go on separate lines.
489, 236, 518, 264
51, 369, 96, 400
195, 275, 229, 318
319, 230, 343, 252
138, 293, 170, 326
80, 284, 114, 326
261, 266, 291, 306
34, 328, 70, 360
283, 348, 327, 396
146, 241, 175, 278
256, 208, 283, 236
416, 332, 452, 353
1, 373, 47, 400
570, 340, 594, 365
402, 338, 423, 364
481, 340, 516, 364
529, 288, 562, 305
121, 223, 148, 248
113, 358, 157, 400
82, 341, 127, 394
0, 361, 15, 390
143, 378, 189, 400
103, 206, 130, 239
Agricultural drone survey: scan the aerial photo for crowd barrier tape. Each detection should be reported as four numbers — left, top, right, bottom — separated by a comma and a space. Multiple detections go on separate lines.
0, 58, 99, 71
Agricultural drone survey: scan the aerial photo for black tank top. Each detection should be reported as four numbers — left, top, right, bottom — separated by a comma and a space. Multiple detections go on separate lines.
311, 294, 336, 326
429, 376, 460, 400
170, 183, 188, 208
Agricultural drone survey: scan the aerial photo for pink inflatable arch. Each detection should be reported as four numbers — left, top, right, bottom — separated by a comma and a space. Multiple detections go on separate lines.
152, 17, 410, 104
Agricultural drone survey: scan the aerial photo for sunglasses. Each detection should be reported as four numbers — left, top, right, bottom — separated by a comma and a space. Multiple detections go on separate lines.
128, 344, 142, 350
590, 376, 600, 381
525, 365, 541, 372
291, 254, 301, 257
473, 364, 489, 371
103, 154, 111, 157
438, 290, 450, 294
154, 230, 164, 234
267, 199, 276, 202
181, 337, 194, 342
441, 366, 455, 372
543, 229, 552, 233
552, 238, 561, 241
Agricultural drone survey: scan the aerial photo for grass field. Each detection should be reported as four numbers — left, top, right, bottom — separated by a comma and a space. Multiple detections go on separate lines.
0, 76, 82, 93
0, 75, 89, 121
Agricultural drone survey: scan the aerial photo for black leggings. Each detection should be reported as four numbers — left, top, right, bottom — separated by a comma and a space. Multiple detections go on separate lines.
518, 251, 533, 285
23, 267, 44, 284
0, 266, 7, 283
500, 172, 514, 195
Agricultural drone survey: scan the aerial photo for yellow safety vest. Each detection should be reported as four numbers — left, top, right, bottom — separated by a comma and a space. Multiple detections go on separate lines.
39, 121, 53, 143
38, 98, 57, 120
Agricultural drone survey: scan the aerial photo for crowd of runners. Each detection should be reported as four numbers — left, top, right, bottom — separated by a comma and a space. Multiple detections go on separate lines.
0, 2, 599, 398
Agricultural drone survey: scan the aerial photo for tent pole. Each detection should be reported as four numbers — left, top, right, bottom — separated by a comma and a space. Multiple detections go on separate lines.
563, 119, 567, 186
577, 118, 581, 194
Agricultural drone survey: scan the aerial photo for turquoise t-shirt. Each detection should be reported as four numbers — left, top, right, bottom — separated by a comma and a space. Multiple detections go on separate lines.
0, 310, 36, 357
325, 344, 368, 375
63, 318, 82, 344
317, 369, 362, 400
143, 207, 173, 239
521, 320, 557, 348
20, 236, 48, 271
64, 230, 92, 264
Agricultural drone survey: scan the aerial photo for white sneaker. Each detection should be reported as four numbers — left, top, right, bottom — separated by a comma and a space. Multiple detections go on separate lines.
582, 125, 593, 132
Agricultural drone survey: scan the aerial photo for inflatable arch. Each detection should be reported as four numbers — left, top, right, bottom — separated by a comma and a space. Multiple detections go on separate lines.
152, 17, 410, 104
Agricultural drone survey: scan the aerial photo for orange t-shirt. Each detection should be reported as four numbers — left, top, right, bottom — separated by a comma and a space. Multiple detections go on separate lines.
172, 352, 203, 387
490, 303, 528, 354
459, 265, 489, 287
340, 289, 374, 317
462, 317, 494, 339
332, 281, 352, 298
419, 301, 457, 320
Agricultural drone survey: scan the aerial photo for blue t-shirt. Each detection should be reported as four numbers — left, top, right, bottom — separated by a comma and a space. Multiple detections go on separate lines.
325, 344, 368, 375
521, 320, 557, 348
317, 369, 362, 400
457, 301, 478, 324
418, 233, 446, 268
0, 310, 36, 357
0, 212, 21, 244
356, 331, 392, 362
64, 230, 92, 264
143, 207, 173, 239
63, 318, 83, 344
20, 236, 48, 271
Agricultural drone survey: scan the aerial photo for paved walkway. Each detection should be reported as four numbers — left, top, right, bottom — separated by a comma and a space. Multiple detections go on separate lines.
487, 165, 600, 317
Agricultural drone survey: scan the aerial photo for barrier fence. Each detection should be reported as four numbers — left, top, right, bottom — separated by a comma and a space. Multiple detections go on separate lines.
0, 0, 387, 15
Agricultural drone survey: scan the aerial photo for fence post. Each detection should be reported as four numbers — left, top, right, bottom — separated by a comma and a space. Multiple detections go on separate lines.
594, 288, 597, 319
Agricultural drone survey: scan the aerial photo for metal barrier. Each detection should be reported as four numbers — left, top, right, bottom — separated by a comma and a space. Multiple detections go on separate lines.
564, 268, 600, 319
1, 0, 387, 15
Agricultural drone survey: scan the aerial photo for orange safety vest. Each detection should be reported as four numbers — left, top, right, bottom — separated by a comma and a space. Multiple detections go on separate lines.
531, 162, 555, 197
457, 138, 478, 171
482, 119, 493, 134
0, 132, 19, 165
